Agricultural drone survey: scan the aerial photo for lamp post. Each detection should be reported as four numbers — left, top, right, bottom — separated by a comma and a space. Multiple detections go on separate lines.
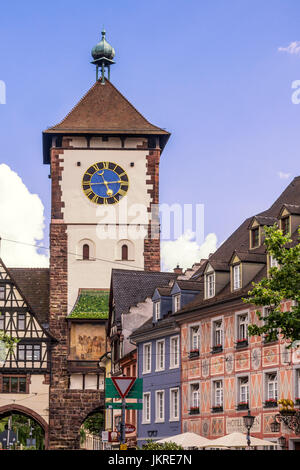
243, 410, 255, 447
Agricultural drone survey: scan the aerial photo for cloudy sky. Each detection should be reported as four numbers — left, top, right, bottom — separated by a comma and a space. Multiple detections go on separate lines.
1, 0, 300, 269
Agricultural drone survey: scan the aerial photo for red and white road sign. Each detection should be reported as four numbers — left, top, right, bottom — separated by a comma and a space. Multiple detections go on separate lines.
125, 424, 136, 434
111, 377, 136, 398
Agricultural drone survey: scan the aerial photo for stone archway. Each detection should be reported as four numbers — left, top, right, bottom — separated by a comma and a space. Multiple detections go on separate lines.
0, 404, 49, 449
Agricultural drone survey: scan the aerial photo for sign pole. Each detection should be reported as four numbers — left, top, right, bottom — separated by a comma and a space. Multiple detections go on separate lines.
121, 398, 126, 446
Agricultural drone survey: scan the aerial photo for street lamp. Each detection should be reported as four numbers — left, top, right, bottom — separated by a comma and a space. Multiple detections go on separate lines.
243, 410, 255, 447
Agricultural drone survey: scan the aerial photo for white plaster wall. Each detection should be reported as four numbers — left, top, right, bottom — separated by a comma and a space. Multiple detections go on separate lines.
60, 149, 152, 224
67, 226, 146, 310
122, 297, 153, 357
61, 148, 153, 311
0, 375, 49, 423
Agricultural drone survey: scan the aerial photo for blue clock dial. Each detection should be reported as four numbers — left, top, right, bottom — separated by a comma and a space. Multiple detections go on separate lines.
82, 162, 129, 205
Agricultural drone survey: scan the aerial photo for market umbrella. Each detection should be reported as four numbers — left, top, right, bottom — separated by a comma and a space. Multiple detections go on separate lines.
202, 432, 278, 448
156, 432, 212, 448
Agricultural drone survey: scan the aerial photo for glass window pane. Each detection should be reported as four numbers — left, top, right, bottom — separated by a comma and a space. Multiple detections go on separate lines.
11, 377, 18, 393
19, 378, 27, 393
2, 377, 10, 393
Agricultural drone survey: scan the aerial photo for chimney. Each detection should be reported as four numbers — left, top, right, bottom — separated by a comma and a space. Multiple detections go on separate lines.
173, 264, 183, 275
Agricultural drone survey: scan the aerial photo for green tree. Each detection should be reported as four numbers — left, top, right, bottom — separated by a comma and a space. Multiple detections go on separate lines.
244, 224, 300, 346
82, 412, 104, 435
141, 439, 183, 450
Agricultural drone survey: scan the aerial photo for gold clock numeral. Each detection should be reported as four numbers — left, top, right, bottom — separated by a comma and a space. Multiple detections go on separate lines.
91, 194, 99, 204
103, 162, 109, 169
84, 188, 93, 197
92, 163, 99, 172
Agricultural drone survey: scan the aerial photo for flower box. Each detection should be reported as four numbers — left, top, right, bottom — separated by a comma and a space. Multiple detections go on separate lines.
295, 398, 300, 406
189, 350, 200, 359
236, 339, 248, 349
211, 405, 223, 413
279, 409, 296, 416
237, 402, 249, 411
189, 407, 200, 415
211, 345, 223, 354
264, 399, 278, 408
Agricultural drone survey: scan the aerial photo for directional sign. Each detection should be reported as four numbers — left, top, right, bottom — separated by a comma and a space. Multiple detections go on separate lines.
111, 377, 136, 399
105, 402, 143, 410
105, 379, 121, 398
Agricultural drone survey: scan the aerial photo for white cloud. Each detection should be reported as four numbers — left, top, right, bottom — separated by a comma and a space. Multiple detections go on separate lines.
161, 229, 217, 272
278, 171, 291, 179
0, 164, 49, 267
278, 41, 300, 56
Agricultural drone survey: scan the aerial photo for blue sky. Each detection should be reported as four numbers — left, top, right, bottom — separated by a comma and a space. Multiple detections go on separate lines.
1, 0, 300, 265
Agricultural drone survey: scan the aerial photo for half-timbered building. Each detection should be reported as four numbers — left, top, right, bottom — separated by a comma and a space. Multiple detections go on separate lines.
0, 259, 52, 448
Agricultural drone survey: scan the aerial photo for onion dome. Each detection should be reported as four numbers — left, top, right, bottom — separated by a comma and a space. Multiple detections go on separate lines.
91, 29, 115, 61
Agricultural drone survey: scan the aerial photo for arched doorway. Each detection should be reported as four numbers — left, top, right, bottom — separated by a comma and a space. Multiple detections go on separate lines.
0, 405, 48, 450
79, 407, 105, 450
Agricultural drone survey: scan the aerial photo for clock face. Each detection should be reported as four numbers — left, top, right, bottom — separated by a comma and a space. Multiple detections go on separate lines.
82, 162, 129, 205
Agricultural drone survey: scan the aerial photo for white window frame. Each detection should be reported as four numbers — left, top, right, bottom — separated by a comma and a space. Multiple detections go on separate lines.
295, 368, 300, 401
236, 311, 249, 341
264, 371, 278, 402
155, 390, 165, 423
169, 387, 180, 422
211, 317, 223, 348
142, 392, 151, 424
233, 264, 241, 290
237, 375, 249, 405
143, 342, 152, 374
170, 335, 180, 369
173, 294, 181, 313
156, 339, 165, 372
189, 324, 200, 352
154, 301, 160, 321
213, 380, 223, 407
205, 272, 215, 299
189, 382, 200, 410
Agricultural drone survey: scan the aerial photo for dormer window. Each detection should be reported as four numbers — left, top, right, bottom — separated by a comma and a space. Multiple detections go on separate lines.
281, 216, 290, 236
174, 294, 181, 312
205, 273, 215, 299
251, 227, 259, 248
233, 265, 241, 290
154, 301, 160, 321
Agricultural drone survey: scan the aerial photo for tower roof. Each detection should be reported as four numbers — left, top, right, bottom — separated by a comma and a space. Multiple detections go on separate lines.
43, 79, 170, 163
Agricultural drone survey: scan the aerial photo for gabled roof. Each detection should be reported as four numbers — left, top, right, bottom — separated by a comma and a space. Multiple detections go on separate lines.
278, 203, 300, 217
43, 79, 170, 163
8, 267, 50, 325
173, 176, 300, 316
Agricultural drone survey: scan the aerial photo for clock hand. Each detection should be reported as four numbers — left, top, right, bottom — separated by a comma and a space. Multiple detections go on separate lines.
90, 180, 122, 185
96, 172, 114, 196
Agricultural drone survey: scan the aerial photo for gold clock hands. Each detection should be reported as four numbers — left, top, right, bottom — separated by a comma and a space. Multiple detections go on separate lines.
90, 180, 122, 185
96, 171, 113, 196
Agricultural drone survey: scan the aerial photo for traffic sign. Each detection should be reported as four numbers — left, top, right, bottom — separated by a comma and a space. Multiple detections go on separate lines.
126, 379, 143, 399
125, 423, 136, 434
105, 379, 121, 398
105, 402, 143, 410
111, 377, 136, 399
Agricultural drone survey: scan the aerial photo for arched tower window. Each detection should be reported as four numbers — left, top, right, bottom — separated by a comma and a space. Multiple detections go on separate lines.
121, 244, 128, 261
83, 244, 90, 260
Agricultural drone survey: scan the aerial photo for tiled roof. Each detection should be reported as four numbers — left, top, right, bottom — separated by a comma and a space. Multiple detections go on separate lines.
173, 176, 300, 315
8, 268, 49, 325
44, 79, 170, 136
130, 313, 179, 341
109, 269, 178, 326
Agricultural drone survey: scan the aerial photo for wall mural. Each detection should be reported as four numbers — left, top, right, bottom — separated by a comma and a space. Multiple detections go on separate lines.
69, 323, 106, 360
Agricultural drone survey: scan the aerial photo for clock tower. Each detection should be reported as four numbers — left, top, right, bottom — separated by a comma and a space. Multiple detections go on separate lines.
43, 31, 170, 448
43, 30, 170, 313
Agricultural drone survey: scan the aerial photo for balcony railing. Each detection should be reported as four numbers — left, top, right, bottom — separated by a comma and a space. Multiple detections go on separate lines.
188, 350, 200, 359
236, 339, 248, 349
211, 405, 223, 413
211, 345, 223, 354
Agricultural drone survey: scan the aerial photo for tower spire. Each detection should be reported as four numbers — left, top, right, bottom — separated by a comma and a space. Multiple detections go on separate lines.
91, 29, 115, 84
